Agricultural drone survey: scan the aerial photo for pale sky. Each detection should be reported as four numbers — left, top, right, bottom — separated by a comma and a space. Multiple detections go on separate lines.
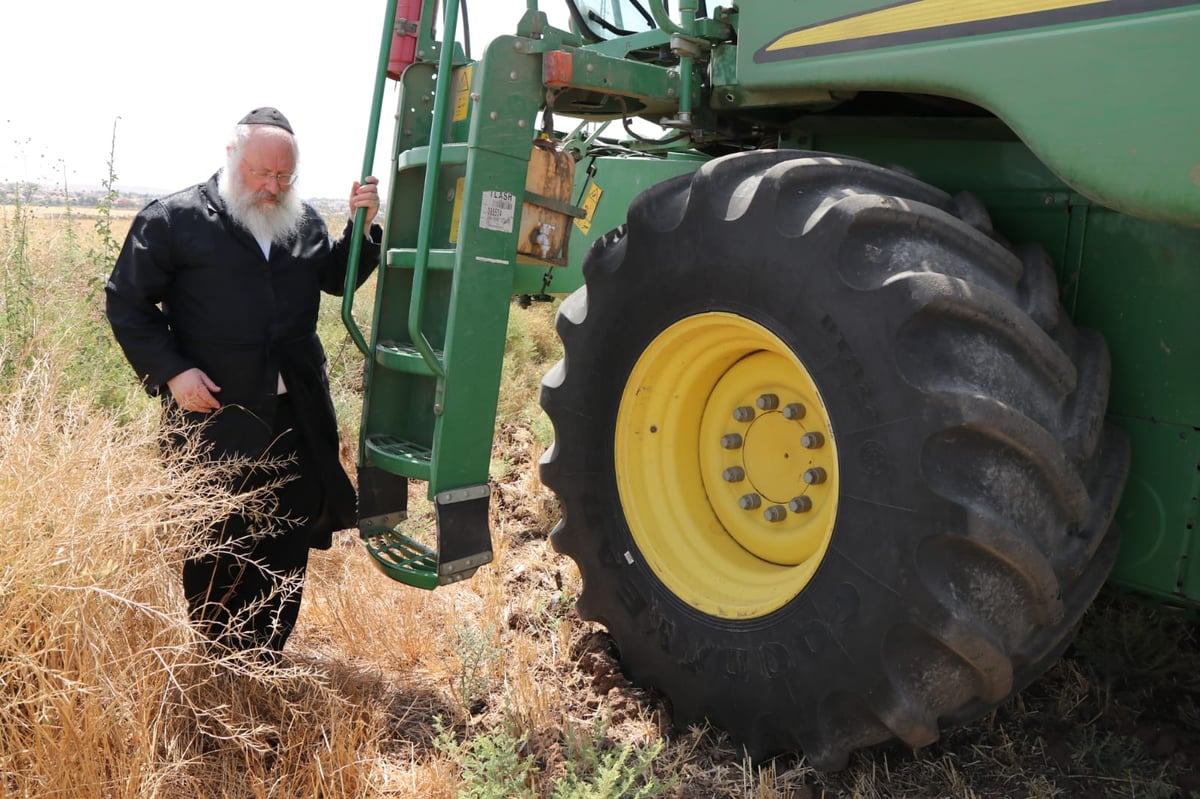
2, 1, 567, 201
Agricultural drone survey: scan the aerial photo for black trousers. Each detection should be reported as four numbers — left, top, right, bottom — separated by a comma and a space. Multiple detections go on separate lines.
182, 397, 324, 653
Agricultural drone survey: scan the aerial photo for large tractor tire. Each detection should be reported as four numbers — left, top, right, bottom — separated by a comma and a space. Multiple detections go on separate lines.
538, 151, 1129, 769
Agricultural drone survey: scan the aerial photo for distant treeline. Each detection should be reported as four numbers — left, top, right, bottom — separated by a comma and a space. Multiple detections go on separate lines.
1, 183, 365, 219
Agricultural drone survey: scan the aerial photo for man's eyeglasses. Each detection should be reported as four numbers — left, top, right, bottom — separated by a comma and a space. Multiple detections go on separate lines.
247, 168, 298, 188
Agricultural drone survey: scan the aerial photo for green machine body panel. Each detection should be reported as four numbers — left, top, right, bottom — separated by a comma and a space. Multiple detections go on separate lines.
351, 0, 1200, 603
728, 1, 1200, 227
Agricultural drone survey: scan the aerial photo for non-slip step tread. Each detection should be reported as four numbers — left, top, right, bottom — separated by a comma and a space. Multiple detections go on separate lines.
386, 248, 457, 270
365, 434, 433, 480
375, 340, 444, 375
361, 529, 439, 590
395, 142, 470, 172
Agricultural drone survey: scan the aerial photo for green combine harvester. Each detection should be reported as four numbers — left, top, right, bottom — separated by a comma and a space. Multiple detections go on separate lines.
343, 0, 1200, 768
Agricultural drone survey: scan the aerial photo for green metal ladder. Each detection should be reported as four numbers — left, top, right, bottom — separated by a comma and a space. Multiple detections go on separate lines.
343, 0, 533, 589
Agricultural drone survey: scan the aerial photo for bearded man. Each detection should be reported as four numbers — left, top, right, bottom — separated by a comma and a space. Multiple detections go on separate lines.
106, 107, 382, 653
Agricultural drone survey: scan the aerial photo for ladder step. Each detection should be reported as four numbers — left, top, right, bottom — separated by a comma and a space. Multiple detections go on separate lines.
386, 248, 457, 270
365, 434, 433, 480
396, 143, 469, 172
375, 340, 443, 375
360, 527, 439, 590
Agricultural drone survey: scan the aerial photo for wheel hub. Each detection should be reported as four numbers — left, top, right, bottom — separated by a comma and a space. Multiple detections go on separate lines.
700, 352, 837, 568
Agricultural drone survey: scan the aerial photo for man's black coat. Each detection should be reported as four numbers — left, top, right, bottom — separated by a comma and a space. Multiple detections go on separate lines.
105, 172, 382, 547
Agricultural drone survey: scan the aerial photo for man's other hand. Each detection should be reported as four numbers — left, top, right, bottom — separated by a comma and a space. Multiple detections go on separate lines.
167, 368, 222, 413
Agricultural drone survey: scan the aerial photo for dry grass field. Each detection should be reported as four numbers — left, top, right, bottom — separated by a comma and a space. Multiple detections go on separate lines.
2, 201, 1199, 798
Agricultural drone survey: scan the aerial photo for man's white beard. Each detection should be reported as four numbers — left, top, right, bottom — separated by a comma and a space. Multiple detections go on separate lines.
218, 167, 304, 245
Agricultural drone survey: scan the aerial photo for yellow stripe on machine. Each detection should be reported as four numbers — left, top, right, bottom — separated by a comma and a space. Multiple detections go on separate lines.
766, 0, 1111, 52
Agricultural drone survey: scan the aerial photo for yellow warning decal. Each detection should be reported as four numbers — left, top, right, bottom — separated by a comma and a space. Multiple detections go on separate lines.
574, 183, 603, 235
756, 0, 1199, 62
452, 65, 474, 122
449, 176, 465, 243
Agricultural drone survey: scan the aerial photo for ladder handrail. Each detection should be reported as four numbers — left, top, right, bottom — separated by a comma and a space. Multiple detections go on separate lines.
405, 0, 461, 380
343, 0, 400, 357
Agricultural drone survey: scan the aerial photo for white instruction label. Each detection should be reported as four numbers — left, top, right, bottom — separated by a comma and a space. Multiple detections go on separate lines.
479, 190, 516, 233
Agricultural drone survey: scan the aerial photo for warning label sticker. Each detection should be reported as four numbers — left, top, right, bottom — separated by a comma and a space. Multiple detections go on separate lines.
574, 183, 603, 235
452, 65, 474, 122
479, 191, 516, 233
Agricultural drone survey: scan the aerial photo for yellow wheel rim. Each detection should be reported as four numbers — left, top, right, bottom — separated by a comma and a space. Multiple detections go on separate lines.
615, 313, 838, 618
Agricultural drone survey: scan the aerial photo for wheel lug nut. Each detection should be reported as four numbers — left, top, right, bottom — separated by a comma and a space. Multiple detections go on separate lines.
782, 403, 806, 420
801, 432, 825, 449
803, 467, 827, 485
756, 393, 780, 411
723, 466, 745, 483
763, 505, 787, 522
732, 406, 755, 423
720, 433, 743, 450
738, 493, 762, 510
788, 496, 813, 513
